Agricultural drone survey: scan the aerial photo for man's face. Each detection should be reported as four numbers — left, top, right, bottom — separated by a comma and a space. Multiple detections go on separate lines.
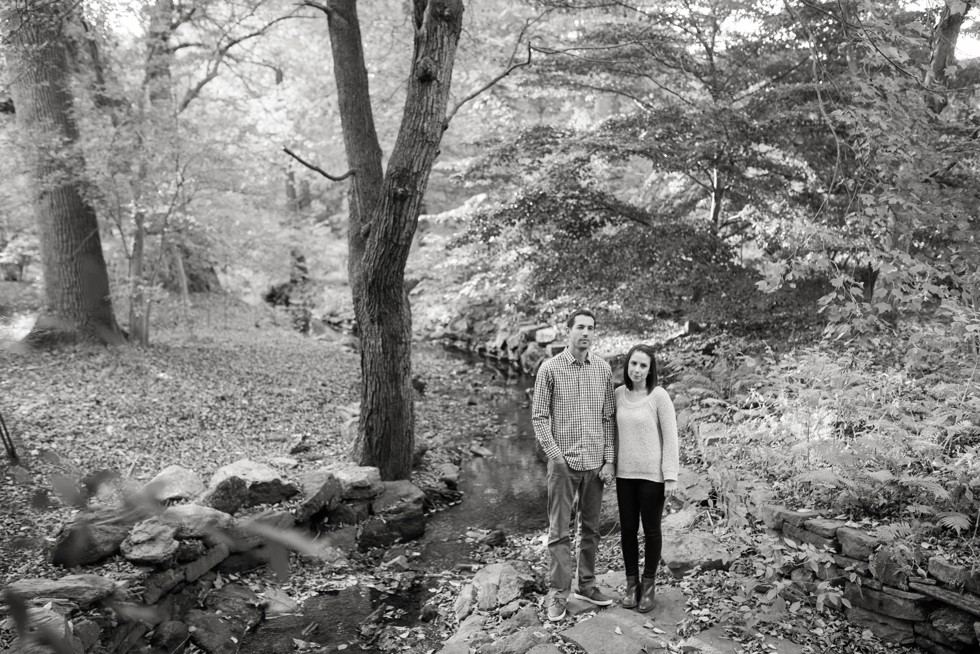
567, 314, 596, 352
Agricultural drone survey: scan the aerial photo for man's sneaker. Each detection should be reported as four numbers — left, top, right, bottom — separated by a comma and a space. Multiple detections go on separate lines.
573, 586, 614, 606
547, 595, 567, 621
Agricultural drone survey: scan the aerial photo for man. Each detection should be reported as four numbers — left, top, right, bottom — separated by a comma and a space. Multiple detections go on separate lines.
532, 308, 616, 621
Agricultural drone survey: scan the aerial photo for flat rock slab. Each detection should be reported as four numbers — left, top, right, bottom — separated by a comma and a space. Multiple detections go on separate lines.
678, 624, 805, 654
561, 606, 670, 653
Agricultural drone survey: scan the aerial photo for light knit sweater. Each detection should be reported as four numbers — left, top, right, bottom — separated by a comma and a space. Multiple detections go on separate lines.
615, 385, 680, 483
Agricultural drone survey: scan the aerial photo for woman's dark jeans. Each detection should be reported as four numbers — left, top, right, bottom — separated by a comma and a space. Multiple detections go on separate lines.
616, 478, 666, 578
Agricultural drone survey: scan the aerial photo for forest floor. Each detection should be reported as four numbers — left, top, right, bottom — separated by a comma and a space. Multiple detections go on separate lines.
0, 289, 926, 654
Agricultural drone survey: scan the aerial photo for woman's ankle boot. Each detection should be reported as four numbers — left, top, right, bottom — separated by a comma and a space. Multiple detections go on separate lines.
638, 577, 656, 613
622, 576, 639, 609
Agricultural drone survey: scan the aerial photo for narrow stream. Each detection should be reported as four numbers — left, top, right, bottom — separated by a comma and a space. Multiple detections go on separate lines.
242, 352, 547, 654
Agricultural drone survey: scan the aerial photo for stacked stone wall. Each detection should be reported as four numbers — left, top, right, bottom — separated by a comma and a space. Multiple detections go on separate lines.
760, 505, 980, 654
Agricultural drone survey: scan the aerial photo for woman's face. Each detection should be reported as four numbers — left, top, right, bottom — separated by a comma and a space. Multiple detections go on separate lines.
627, 351, 652, 388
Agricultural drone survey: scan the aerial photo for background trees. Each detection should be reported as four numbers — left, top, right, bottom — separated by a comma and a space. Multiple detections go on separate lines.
2, 0, 123, 344
1, 0, 978, 478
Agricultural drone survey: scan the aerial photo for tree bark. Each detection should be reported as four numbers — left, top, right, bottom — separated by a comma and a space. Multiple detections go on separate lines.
325, 0, 464, 480
925, 0, 973, 112
2, 0, 123, 345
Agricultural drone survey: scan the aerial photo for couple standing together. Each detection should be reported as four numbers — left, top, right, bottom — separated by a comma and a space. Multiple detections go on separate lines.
532, 308, 680, 621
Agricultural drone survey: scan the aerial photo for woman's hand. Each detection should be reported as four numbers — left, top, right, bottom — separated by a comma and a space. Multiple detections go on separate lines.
664, 480, 678, 498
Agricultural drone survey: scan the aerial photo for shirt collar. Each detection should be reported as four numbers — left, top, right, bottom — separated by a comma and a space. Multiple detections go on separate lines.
560, 347, 592, 365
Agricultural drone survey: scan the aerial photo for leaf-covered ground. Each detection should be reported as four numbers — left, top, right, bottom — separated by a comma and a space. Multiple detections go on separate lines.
0, 298, 927, 654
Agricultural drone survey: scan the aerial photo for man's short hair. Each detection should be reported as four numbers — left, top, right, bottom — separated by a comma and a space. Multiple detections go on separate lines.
566, 308, 597, 328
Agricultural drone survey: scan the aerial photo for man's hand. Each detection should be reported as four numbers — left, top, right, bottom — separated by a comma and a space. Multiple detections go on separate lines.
599, 463, 615, 485
664, 480, 678, 498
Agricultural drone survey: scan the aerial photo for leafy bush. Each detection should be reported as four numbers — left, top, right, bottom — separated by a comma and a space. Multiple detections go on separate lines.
680, 330, 980, 541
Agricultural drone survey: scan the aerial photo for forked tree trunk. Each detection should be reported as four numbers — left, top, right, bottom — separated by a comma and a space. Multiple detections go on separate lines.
3, 0, 123, 345
324, 0, 464, 480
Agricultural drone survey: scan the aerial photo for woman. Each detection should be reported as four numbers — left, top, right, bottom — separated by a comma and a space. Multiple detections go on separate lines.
615, 344, 679, 612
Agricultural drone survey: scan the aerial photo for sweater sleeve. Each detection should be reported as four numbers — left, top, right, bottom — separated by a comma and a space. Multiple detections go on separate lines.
602, 366, 616, 465
653, 387, 680, 481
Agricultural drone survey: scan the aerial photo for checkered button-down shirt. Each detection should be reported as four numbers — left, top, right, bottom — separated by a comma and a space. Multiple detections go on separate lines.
532, 348, 616, 471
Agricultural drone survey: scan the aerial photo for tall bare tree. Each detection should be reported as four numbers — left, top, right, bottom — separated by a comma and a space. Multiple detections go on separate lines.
302, 0, 464, 480
2, 0, 123, 345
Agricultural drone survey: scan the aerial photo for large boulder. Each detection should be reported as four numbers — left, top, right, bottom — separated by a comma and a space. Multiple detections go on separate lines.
120, 518, 180, 566
661, 531, 735, 578
206, 460, 299, 509
294, 469, 344, 524
141, 465, 205, 503
52, 505, 149, 567
331, 465, 385, 500
162, 503, 235, 546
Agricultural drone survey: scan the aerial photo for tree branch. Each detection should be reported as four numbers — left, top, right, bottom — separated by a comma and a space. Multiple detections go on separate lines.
445, 42, 532, 127
283, 147, 354, 181
300, 0, 331, 14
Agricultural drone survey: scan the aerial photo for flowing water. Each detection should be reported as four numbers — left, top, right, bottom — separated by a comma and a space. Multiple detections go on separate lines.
242, 351, 548, 653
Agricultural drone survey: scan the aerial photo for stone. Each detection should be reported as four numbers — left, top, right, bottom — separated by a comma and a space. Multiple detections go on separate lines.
51, 505, 147, 567
759, 504, 788, 530
870, 547, 912, 589
331, 465, 384, 500
909, 581, 980, 619
804, 518, 845, 539
437, 462, 461, 490
144, 569, 186, 604
72, 617, 101, 651
162, 503, 235, 543
929, 606, 978, 645
260, 588, 300, 617
141, 465, 205, 503
472, 563, 529, 610
913, 636, 959, 654
843, 581, 930, 621
928, 557, 968, 588
526, 646, 563, 654
374, 480, 426, 516
915, 622, 961, 650
175, 538, 207, 563
208, 459, 299, 507
662, 506, 698, 533
448, 611, 485, 642
5, 607, 82, 654
782, 522, 838, 552
833, 554, 871, 576
294, 469, 344, 523
202, 476, 248, 515
846, 605, 915, 644
476, 626, 549, 654
561, 606, 668, 653
150, 620, 189, 654
470, 444, 493, 458
327, 500, 371, 525
697, 421, 726, 448
4, 574, 116, 609
680, 625, 804, 654
662, 531, 733, 578
186, 584, 263, 654
183, 544, 230, 582
776, 507, 822, 528
216, 545, 278, 574
454, 583, 476, 622
121, 518, 180, 566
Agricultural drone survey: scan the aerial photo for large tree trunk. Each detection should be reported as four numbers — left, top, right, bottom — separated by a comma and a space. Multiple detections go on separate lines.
925, 0, 973, 112
2, 0, 123, 345
325, 0, 464, 480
